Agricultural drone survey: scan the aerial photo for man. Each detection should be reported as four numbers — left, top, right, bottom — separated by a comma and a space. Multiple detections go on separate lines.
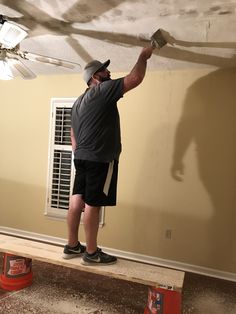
63, 45, 154, 265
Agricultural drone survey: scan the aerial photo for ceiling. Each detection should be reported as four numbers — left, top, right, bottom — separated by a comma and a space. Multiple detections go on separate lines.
0, 0, 236, 77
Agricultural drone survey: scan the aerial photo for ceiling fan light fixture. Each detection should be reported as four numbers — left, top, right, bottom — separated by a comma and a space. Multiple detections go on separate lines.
0, 21, 27, 49
0, 59, 13, 80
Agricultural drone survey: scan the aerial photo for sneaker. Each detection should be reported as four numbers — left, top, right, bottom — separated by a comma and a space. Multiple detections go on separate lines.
81, 248, 117, 266
62, 242, 86, 259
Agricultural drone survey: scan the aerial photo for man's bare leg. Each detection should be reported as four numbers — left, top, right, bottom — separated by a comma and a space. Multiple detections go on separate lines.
82, 205, 117, 265
67, 194, 84, 247
83, 205, 100, 253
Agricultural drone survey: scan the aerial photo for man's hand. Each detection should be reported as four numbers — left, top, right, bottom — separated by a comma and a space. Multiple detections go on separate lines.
70, 128, 77, 153
140, 45, 155, 60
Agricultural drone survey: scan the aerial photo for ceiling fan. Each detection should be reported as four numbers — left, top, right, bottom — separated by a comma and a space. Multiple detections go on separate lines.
0, 15, 81, 80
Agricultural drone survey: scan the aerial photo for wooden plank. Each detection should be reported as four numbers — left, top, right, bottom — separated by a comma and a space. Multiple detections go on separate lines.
0, 234, 184, 291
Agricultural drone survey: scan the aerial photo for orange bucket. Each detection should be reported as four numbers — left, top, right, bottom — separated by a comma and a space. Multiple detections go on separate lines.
144, 286, 182, 314
0, 253, 33, 291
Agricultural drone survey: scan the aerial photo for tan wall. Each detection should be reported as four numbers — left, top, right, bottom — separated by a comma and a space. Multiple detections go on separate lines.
0, 68, 235, 273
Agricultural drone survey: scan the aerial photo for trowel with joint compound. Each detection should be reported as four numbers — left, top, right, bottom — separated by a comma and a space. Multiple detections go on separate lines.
150, 29, 168, 49
138, 28, 169, 49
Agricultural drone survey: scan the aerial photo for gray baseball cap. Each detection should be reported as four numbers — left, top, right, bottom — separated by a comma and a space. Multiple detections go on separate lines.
83, 59, 110, 84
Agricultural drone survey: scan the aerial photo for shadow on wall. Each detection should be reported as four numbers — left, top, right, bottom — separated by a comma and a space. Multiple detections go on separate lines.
171, 68, 236, 271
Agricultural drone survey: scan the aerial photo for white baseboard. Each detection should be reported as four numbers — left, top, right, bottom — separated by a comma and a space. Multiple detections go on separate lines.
0, 226, 235, 282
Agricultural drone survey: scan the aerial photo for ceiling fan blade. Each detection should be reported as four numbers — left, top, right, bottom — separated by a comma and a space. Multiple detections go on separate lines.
7, 58, 36, 79
23, 52, 81, 70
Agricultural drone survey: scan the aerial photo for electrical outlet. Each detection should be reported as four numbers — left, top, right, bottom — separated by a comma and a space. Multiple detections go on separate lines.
165, 229, 172, 239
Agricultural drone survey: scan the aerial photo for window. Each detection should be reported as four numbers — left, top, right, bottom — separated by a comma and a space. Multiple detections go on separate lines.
45, 98, 105, 226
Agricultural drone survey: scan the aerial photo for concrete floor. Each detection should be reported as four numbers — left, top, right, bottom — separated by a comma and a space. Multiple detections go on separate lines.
0, 253, 235, 314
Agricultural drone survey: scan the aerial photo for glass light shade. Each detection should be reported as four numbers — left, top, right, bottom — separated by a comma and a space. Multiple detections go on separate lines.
0, 60, 13, 80
0, 21, 27, 48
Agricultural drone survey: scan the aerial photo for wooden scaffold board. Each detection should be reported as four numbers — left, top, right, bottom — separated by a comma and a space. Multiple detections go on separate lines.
0, 234, 184, 291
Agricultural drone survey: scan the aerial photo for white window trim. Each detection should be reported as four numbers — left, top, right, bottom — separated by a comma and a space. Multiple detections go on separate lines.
45, 98, 105, 226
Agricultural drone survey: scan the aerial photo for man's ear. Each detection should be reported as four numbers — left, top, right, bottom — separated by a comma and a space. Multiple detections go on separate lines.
92, 73, 101, 82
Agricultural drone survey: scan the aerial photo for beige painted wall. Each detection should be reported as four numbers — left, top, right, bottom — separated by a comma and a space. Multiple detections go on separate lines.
0, 68, 235, 273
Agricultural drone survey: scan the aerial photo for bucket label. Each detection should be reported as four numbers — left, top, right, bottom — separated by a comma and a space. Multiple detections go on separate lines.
146, 287, 164, 314
4, 255, 32, 278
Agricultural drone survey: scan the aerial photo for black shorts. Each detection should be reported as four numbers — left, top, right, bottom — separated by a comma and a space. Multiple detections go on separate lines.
72, 159, 118, 207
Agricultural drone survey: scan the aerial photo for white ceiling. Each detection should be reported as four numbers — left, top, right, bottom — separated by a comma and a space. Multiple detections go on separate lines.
0, 0, 236, 76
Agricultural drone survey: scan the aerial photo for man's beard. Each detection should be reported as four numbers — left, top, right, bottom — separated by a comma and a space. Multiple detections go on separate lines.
98, 75, 111, 82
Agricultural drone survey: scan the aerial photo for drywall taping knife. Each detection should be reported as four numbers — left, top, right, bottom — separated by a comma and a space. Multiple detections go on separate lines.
150, 29, 167, 48
138, 29, 168, 49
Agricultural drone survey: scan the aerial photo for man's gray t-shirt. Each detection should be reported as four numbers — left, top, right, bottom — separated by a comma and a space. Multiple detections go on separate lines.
71, 78, 124, 162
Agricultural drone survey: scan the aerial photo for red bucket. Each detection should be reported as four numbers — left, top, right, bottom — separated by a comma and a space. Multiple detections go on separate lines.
144, 286, 182, 314
0, 253, 33, 291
